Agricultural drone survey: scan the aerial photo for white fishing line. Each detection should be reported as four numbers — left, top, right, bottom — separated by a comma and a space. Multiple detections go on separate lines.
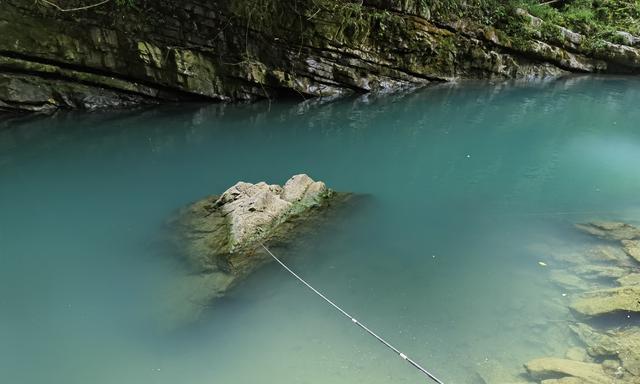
260, 243, 445, 384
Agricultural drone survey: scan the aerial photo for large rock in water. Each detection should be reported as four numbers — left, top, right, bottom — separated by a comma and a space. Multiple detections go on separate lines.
179, 174, 332, 272
171, 174, 344, 303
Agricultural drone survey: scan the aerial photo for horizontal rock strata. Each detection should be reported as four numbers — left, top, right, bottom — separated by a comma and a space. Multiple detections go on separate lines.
3, 1, 640, 112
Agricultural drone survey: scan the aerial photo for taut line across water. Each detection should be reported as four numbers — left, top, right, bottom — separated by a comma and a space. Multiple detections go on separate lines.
260, 243, 446, 384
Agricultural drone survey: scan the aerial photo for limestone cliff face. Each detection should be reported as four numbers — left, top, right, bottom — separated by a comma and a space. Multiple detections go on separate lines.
1, 0, 639, 113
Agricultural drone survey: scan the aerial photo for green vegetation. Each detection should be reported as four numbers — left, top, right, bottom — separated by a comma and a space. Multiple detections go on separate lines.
429, 0, 522, 24
526, 0, 640, 36
425, 0, 640, 55
34, 0, 640, 43
425, 0, 640, 45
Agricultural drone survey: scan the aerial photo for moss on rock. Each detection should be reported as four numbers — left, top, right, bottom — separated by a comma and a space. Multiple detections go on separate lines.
2, 0, 640, 112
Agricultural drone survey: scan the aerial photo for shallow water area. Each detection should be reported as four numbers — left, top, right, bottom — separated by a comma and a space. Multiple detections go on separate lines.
2, 76, 640, 384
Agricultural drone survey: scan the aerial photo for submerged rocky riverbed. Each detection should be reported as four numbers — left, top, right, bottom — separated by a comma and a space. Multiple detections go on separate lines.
477, 220, 640, 384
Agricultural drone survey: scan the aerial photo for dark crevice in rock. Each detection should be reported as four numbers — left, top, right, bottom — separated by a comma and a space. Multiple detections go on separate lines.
0, 67, 162, 102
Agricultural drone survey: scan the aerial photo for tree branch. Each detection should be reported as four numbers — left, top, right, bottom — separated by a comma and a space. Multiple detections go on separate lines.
38, 0, 111, 12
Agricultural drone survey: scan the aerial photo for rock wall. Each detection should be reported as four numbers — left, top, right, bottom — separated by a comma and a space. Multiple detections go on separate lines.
1, 0, 640, 112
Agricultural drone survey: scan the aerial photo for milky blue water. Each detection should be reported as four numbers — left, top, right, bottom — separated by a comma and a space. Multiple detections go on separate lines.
2, 76, 640, 384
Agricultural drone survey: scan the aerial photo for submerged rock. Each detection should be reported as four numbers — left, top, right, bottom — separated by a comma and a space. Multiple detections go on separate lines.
524, 357, 613, 383
621, 240, 640, 264
549, 270, 593, 292
539, 378, 589, 384
565, 347, 589, 363
475, 359, 535, 384
586, 245, 635, 266
618, 273, 640, 286
525, 220, 640, 384
570, 285, 640, 317
570, 323, 640, 377
575, 221, 640, 241
574, 264, 630, 281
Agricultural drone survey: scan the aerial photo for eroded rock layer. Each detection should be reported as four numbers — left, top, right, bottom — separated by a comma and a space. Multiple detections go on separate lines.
3, 0, 640, 112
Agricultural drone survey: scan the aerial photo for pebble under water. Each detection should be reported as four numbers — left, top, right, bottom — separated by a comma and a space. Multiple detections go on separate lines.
1, 76, 640, 384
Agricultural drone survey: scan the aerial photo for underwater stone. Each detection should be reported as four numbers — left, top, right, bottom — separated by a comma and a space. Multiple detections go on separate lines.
621, 240, 640, 264
575, 221, 640, 241
565, 347, 589, 363
524, 357, 613, 383
573, 264, 631, 281
549, 270, 593, 291
475, 359, 536, 384
540, 378, 588, 384
569, 323, 640, 377
585, 245, 633, 265
618, 273, 640, 286
600, 359, 623, 377
570, 285, 640, 317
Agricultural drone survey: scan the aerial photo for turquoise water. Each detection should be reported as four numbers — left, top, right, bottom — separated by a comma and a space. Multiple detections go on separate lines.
2, 76, 640, 384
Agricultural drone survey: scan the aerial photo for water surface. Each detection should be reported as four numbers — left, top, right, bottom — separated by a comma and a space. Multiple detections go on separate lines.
2, 76, 640, 383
